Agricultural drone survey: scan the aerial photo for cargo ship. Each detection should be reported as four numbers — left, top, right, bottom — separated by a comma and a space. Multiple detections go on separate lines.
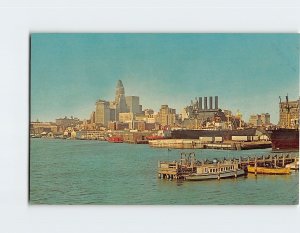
171, 128, 260, 140
267, 95, 299, 152
267, 128, 299, 151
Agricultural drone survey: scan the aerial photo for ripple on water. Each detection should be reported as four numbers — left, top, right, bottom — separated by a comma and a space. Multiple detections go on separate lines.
30, 139, 299, 205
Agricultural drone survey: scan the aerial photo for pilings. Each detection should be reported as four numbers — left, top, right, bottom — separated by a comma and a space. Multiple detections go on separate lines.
158, 153, 299, 181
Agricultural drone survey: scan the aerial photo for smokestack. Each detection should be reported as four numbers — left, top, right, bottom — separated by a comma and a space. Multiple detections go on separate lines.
215, 96, 218, 109
204, 97, 208, 110
199, 97, 202, 110
209, 96, 213, 109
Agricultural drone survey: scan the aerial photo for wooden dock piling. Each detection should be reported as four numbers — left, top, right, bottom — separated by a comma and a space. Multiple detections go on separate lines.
158, 153, 298, 181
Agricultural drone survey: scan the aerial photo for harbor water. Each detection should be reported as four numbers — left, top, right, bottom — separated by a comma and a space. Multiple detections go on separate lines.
30, 139, 299, 205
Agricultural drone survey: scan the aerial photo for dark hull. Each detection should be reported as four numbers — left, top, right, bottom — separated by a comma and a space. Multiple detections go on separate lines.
268, 128, 299, 151
171, 128, 258, 140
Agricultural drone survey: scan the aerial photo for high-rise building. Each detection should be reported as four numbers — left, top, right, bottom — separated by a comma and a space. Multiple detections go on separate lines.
249, 113, 270, 127
115, 80, 128, 114
126, 96, 141, 114
90, 111, 96, 124
158, 105, 176, 127
261, 113, 271, 125
95, 100, 111, 126
94, 80, 144, 125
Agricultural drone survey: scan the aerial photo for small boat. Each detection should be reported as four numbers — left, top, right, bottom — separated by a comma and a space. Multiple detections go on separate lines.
146, 135, 166, 140
107, 136, 123, 143
285, 161, 299, 170
247, 166, 290, 175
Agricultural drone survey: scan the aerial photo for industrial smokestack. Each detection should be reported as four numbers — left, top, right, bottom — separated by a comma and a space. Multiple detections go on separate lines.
215, 96, 218, 109
209, 96, 213, 109
199, 97, 202, 110
204, 97, 208, 110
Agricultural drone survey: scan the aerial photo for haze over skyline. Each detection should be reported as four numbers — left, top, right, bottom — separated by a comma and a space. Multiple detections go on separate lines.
30, 33, 299, 123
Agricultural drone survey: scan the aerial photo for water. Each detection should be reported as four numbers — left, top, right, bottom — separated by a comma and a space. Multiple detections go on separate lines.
30, 139, 299, 205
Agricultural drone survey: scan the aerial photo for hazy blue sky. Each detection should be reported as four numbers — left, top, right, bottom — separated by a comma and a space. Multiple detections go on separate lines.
31, 33, 299, 123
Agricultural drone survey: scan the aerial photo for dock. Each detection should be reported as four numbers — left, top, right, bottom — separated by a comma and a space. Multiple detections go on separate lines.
158, 153, 299, 180
149, 139, 271, 150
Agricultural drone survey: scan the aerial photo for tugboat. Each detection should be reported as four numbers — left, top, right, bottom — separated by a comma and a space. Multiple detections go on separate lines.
107, 136, 123, 143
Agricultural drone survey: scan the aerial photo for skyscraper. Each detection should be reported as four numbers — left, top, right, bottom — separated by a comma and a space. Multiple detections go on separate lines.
95, 100, 111, 126
126, 96, 141, 114
115, 80, 128, 113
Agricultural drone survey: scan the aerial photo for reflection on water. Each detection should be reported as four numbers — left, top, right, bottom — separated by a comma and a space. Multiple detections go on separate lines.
30, 139, 299, 205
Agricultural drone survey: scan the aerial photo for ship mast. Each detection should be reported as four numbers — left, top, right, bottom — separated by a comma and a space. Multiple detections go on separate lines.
285, 95, 291, 128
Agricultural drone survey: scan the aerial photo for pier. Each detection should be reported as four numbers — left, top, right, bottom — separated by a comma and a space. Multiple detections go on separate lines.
150, 139, 271, 150
158, 153, 299, 180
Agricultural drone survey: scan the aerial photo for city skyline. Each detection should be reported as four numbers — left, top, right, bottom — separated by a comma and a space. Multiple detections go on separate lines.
30, 33, 299, 123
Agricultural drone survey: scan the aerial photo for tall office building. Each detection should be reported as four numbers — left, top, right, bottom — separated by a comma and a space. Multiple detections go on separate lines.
115, 80, 128, 113
126, 96, 141, 114
95, 100, 111, 126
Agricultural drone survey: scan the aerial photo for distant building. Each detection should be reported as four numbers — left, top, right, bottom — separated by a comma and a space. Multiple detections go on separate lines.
249, 113, 270, 127
135, 113, 146, 122
76, 130, 106, 140
182, 96, 220, 126
95, 100, 111, 127
144, 109, 154, 115
93, 80, 139, 126
158, 105, 176, 127
278, 97, 299, 128
126, 96, 142, 114
56, 116, 80, 128
30, 122, 58, 134
115, 80, 128, 113
119, 112, 134, 122
90, 111, 96, 124
116, 122, 130, 130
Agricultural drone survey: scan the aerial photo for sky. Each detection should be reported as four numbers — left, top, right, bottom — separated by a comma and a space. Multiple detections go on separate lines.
30, 33, 299, 124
